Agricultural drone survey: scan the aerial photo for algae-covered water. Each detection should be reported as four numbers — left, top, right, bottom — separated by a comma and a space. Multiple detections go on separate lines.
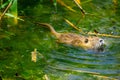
0, 0, 120, 80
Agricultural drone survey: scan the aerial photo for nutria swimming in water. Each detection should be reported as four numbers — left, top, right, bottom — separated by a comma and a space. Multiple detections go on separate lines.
36, 23, 105, 52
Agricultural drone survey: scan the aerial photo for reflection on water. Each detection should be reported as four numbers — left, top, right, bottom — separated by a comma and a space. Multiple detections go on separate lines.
45, 42, 120, 79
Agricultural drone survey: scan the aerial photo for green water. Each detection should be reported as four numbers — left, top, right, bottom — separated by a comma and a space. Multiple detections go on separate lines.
0, 0, 120, 80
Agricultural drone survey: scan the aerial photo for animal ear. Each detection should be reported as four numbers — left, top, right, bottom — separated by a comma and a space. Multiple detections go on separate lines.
85, 38, 88, 43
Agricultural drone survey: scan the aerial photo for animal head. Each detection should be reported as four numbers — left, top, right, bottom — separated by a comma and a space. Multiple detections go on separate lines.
80, 36, 105, 52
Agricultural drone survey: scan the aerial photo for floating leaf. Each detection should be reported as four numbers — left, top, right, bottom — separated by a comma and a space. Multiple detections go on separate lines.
31, 48, 37, 62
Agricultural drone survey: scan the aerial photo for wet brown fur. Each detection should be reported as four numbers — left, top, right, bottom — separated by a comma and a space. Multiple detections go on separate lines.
36, 23, 105, 52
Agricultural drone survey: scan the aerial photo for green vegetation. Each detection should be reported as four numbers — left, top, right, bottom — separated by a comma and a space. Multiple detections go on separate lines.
0, 0, 120, 80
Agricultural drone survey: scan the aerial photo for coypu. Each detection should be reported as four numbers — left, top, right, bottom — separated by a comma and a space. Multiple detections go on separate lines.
36, 23, 105, 52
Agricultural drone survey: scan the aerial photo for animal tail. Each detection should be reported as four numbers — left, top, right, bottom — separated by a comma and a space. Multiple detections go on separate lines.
35, 22, 60, 37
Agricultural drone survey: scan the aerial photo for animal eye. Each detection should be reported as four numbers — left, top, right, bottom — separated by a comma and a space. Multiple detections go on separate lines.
99, 39, 103, 43
85, 38, 88, 43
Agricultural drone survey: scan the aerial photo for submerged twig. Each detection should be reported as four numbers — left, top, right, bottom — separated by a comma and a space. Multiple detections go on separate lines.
73, 0, 86, 16
64, 18, 120, 38
93, 74, 118, 80
57, 0, 76, 12
64, 18, 84, 34
88, 32, 120, 38
0, 0, 13, 20
48, 65, 100, 74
